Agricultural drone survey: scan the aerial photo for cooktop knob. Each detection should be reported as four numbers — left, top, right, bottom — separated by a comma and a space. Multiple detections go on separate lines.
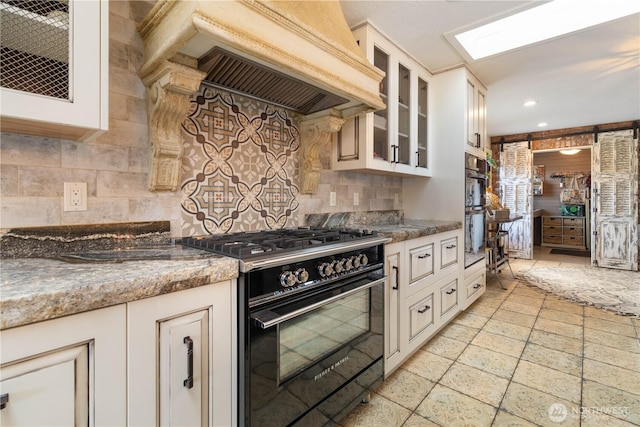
345, 257, 354, 271
295, 268, 309, 283
334, 259, 345, 274
352, 255, 361, 269
359, 254, 369, 267
280, 271, 296, 287
318, 263, 330, 277
324, 263, 334, 276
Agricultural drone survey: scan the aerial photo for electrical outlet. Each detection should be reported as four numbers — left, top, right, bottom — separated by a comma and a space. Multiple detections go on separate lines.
64, 182, 87, 212
329, 191, 337, 207
354, 192, 359, 206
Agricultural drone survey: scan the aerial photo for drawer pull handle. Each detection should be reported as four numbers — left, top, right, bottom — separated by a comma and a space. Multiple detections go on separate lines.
418, 253, 431, 259
183, 336, 194, 389
0, 393, 8, 410
392, 265, 399, 290
445, 245, 456, 249
418, 305, 431, 313
473, 283, 482, 289
446, 288, 456, 295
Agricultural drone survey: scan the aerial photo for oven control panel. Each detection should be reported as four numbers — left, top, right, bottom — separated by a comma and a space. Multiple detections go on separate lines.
247, 244, 383, 304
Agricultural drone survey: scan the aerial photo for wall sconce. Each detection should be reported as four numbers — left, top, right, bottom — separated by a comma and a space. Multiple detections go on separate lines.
560, 149, 581, 155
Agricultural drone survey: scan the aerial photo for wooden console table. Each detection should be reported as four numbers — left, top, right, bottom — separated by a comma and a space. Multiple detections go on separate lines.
541, 216, 587, 250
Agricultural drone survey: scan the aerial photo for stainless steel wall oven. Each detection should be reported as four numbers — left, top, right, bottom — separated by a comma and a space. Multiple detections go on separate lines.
181, 229, 388, 426
465, 153, 487, 269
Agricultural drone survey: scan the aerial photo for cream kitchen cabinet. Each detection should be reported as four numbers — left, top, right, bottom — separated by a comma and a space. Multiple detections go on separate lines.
463, 264, 486, 310
128, 280, 236, 427
0, 305, 127, 426
0, 0, 108, 141
0, 279, 235, 427
333, 22, 431, 177
384, 229, 463, 376
384, 241, 404, 372
466, 74, 487, 158
432, 67, 487, 159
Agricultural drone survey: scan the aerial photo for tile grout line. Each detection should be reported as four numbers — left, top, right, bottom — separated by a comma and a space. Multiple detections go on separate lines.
487, 278, 547, 426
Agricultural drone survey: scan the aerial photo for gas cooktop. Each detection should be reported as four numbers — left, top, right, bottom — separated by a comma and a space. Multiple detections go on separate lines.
180, 228, 380, 259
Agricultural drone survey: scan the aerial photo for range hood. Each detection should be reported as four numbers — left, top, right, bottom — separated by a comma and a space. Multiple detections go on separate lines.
137, 0, 385, 193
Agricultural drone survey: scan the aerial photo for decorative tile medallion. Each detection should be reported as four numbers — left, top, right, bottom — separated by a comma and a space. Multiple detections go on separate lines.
181, 87, 301, 235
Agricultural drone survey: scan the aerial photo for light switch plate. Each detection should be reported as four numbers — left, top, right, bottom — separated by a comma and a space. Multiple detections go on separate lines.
354, 192, 359, 206
64, 182, 87, 211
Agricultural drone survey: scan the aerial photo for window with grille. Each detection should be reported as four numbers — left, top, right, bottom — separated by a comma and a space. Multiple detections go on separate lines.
0, 0, 70, 100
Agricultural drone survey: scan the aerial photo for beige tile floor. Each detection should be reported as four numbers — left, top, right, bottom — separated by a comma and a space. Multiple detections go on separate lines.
340, 247, 640, 426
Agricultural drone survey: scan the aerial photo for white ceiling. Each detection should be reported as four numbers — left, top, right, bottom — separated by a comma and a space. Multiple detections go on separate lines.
339, 1, 640, 137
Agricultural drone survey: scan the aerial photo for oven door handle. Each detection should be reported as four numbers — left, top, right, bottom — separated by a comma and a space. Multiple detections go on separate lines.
251, 276, 387, 329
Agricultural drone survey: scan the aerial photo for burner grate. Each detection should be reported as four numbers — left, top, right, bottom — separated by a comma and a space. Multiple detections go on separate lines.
180, 228, 377, 259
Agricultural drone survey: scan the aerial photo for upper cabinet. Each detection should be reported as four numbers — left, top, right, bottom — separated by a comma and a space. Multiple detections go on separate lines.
431, 67, 488, 160
0, 0, 108, 141
465, 73, 487, 158
332, 23, 431, 177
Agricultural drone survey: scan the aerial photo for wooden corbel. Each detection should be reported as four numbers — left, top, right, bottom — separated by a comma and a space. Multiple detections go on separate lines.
142, 61, 206, 191
299, 111, 346, 194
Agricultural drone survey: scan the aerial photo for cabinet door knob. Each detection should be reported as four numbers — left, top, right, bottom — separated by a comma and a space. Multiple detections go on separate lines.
418, 305, 431, 313
392, 265, 399, 290
418, 253, 431, 259
183, 336, 194, 389
446, 288, 456, 295
0, 393, 8, 410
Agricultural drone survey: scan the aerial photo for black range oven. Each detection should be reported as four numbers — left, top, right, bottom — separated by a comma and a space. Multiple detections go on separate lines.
181, 228, 389, 426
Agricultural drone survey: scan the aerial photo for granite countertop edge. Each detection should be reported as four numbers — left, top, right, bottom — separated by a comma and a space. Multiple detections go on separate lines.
0, 256, 239, 330
368, 220, 463, 243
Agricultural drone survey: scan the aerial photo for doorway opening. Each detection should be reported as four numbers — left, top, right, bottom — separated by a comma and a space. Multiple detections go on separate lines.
532, 147, 591, 262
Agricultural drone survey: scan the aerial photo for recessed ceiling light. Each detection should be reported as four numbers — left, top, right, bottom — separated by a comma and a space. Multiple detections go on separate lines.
523, 100, 538, 107
537, 122, 548, 127
454, 1, 640, 60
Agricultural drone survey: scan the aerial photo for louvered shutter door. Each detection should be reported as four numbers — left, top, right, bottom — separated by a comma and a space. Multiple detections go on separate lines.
499, 141, 533, 259
592, 130, 638, 270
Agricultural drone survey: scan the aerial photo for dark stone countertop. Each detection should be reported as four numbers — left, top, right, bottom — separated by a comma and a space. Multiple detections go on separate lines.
0, 222, 238, 330
306, 211, 462, 244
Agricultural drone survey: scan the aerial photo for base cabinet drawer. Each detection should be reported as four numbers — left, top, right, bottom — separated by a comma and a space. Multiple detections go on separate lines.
440, 278, 459, 318
543, 217, 563, 226
563, 227, 583, 236
542, 235, 562, 244
543, 226, 561, 236
463, 266, 486, 309
409, 243, 434, 283
465, 274, 485, 303
409, 294, 434, 341
563, 218, 583, 227
564, 236, 584, 246
440, 237, 458, 269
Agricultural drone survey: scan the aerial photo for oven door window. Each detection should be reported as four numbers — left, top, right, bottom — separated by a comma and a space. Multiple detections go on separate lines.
278, 289, 370, 382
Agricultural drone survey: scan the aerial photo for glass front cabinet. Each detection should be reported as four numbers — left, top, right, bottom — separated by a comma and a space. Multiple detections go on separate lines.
333, 23, 431, 177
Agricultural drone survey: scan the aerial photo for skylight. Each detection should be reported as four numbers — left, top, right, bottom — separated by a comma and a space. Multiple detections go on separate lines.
455, 1, 640, 60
